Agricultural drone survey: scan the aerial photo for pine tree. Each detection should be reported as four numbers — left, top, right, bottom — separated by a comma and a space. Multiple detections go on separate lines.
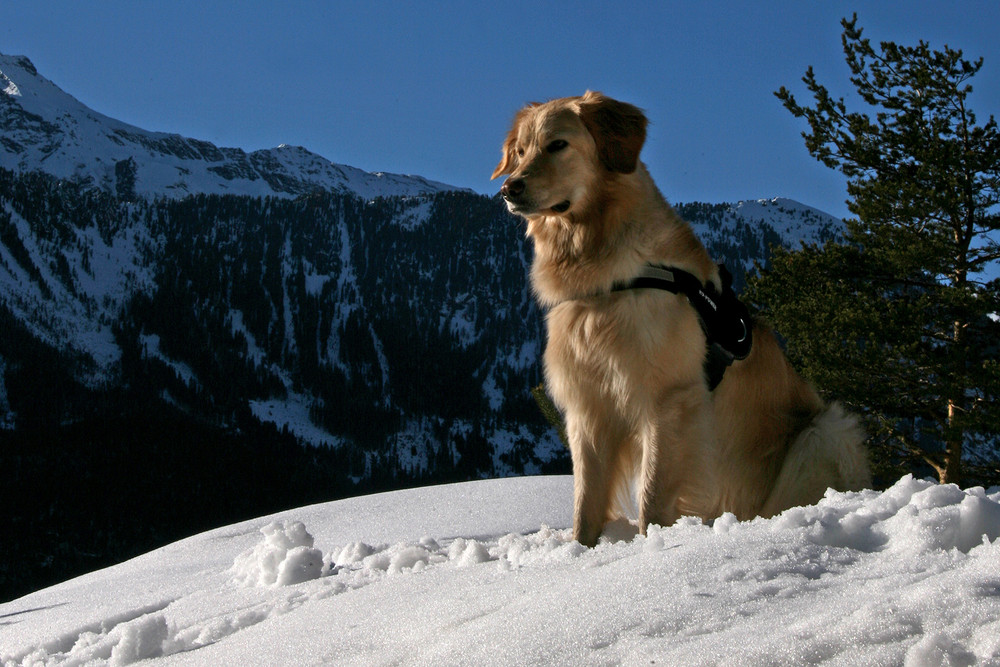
749, 15, 1000, 486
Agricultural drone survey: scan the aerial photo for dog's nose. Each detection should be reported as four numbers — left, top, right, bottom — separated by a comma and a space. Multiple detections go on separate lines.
501, 178, 525, 199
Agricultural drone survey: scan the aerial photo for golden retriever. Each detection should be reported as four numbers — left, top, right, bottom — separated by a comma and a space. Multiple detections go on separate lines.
492, 91, 871, 547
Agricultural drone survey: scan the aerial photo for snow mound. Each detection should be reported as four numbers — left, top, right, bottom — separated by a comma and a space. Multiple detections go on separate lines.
3, 475, 1000, 665
774, 474, 1000, 554
231, 521, 324, 587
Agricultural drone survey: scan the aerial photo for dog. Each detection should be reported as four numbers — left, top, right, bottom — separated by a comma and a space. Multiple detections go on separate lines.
492, 91, 871, 547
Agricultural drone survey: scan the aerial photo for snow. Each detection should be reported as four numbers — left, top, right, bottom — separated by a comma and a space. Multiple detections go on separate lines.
389, 418, 438, 473
390, 198, 435, 231
1, 69, 20, 97
140, 334, 198, 388
248, 392, 342, 449
732, 197, 841, 246
3, 474, 1000, 665
440, 293, 477, 345
228, 309, 344, 449
0, 202, 141, 376
303, 271, 330, 297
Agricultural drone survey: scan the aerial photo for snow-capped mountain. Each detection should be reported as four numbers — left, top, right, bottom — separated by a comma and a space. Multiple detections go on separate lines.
676, 197, 841, 290
0, 53, 848, 602
0, 53, 461, 199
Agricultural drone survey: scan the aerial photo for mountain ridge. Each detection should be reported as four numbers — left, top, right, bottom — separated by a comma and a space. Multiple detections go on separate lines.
0, 52, 465, 200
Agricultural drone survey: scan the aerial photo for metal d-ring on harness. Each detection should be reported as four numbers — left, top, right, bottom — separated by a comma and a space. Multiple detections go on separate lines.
612, 264, 753, 390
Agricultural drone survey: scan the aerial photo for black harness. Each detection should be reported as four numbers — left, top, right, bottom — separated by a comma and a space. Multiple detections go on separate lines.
612, 264, 753, 390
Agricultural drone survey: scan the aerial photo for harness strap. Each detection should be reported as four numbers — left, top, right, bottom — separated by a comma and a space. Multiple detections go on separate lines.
612, 264, 753, 390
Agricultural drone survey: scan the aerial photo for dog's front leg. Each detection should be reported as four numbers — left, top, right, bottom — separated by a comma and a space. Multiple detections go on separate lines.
638, 384, 713, 535
567, 416, 626, 548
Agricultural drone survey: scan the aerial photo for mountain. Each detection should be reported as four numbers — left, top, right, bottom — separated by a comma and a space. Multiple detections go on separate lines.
0, 173, 841, 461
3, 475, 999, 664
0, 53, 461, 200
0, 54, 847, 601
674, 197, 841, 290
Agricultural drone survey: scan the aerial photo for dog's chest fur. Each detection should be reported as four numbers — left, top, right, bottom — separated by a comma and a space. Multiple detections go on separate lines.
543, 291, 707, 417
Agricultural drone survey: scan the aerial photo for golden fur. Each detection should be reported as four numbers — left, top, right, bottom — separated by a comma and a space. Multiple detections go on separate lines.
493, 91, 870, 547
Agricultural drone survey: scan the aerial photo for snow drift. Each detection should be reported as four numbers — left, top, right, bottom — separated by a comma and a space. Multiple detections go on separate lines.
2, 474, 1000, 665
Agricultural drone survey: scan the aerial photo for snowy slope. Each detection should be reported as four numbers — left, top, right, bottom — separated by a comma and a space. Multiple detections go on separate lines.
0, 192, 152, 377
0, 53, 463, 200
728, 197, 841, 246
677, 197, 843, 286
3, 474, 1000, 666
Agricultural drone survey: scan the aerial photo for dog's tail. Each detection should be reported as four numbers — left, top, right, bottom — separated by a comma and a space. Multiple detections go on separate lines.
610, 475, 639, 522
759, 402, 871, 517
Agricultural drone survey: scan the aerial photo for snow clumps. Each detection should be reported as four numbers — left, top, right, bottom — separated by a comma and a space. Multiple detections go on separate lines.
231, 520, 325, 587
772, 474, 1000, 555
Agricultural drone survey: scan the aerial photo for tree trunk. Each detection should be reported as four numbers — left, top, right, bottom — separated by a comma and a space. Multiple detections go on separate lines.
941, 313, 966, 487
941, 398, 963, 486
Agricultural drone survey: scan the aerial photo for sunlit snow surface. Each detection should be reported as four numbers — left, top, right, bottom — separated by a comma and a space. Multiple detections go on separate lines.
3, 474, 1000, 666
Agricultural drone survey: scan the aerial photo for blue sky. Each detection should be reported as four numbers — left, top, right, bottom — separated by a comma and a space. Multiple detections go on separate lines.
3, 1, 999, 218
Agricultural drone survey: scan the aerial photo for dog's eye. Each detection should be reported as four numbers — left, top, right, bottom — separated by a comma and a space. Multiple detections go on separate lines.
516, 147, 525, 157
547, 140, 569, 153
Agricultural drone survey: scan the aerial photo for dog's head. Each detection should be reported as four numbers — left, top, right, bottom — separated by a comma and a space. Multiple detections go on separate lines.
492, 91, 648, 218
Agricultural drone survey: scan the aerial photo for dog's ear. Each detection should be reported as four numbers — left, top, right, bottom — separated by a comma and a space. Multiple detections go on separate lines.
492, 106, 536, 180
577, 91, 647, 174
491, 128, 518, 180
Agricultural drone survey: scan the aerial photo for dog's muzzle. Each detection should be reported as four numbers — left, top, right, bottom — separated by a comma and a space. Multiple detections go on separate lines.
501, 178, 570, 214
